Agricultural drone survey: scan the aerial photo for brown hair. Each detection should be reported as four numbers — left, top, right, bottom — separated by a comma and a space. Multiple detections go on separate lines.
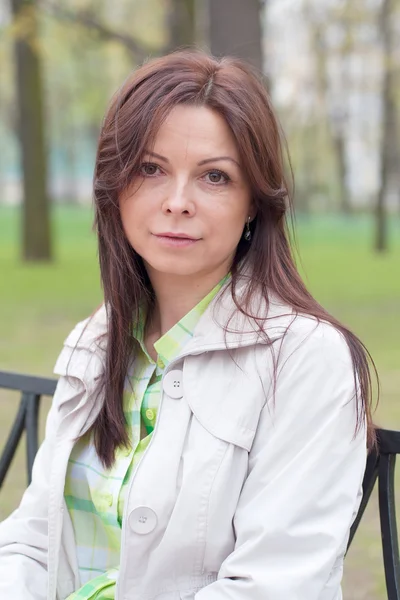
92, 49, 377, 468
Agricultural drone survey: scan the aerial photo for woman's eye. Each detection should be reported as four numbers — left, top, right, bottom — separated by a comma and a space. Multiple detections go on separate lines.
140, 163, 161, 176
204, 170, 230, 185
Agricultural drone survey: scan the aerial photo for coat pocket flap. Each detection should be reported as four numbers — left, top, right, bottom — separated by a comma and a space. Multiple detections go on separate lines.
183, 349, 268, 452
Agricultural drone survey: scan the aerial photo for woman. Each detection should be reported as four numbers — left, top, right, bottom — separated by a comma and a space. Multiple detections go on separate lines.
0, 50, 375, 600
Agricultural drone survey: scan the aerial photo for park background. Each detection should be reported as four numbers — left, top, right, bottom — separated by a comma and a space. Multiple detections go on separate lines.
0, 0, 399, 598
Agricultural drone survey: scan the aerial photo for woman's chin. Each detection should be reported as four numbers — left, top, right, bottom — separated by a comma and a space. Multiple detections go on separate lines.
144, 257, 203, 278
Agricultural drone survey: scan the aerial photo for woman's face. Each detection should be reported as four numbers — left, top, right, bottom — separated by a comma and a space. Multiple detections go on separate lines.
119, 104, 254, 281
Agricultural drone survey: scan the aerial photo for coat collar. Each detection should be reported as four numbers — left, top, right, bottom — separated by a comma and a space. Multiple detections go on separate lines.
180, 275, 295, 356
62, 274, 295, 359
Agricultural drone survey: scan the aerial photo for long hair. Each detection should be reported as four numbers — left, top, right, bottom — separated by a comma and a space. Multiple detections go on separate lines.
92, 49, 377, 468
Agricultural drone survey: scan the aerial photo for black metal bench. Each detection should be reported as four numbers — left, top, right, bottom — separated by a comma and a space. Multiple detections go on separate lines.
0, 370, 57, 487
0, 370, 399, 599
347, 428, 400, 599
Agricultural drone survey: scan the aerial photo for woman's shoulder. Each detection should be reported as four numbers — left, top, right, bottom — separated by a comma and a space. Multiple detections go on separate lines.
277, 310, 353, 371
263, 290, 351, 361
62, 304, 108, 350
53, 304, 108, 379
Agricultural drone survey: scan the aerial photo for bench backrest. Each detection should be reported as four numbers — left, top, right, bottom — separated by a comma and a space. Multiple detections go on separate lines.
347, 429, 400, 600
0, 369, 399, 598
0, 370, 57, 488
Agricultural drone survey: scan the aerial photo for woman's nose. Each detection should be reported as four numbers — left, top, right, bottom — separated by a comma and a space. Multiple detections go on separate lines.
162, 181, 195, 215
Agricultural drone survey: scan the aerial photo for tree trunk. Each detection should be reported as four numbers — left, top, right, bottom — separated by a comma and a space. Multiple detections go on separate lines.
167, 0, 196, 51
376, 0, 394, 252
64, 133, 79, 205
306, 4, 352, 214
332, 131, 351, 214
208, 0, 263, 71
11, 0, 52, 261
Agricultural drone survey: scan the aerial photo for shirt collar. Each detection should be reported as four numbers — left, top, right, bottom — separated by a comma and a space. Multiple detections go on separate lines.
133, 273, 231, 368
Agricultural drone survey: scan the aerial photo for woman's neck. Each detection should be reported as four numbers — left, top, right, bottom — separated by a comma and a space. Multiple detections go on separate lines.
145, 266, 229, 340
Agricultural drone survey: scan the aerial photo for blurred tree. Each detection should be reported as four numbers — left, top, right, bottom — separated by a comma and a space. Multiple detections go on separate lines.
40, 0, 165, 60
41, 12, 122, 206
38, 0, 167, 205
10, 0, 52, 260
209, 0, 264, 71
0, 13, 15, 204
329, 1, 353, 215
166, 0, 195, 50
40, 1, 150, 60
304, 0, 353, 214
376, 0, 396, 251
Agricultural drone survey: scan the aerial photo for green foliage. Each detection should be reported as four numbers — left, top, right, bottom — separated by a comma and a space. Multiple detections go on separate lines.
0, 0, 168, 188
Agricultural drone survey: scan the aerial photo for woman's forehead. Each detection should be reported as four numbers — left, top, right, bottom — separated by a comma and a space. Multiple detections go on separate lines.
149, 105, 240, 162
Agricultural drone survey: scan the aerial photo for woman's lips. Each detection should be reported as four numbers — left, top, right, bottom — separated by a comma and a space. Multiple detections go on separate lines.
152, 233, 200, 248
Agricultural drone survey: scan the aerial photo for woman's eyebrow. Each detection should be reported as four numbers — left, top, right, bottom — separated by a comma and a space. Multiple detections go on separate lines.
144, 150, 169, 163
144, 150, 240, 168
197, 156, 240, 168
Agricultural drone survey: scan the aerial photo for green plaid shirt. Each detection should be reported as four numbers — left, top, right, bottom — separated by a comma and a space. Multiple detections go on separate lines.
64, 275, 229, 600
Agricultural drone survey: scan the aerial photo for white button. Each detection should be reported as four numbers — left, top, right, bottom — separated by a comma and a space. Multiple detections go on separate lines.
163, 369, 183, 399
128, 506, 158, 534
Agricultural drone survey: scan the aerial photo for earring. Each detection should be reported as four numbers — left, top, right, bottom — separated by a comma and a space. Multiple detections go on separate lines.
244, 216, 252, 241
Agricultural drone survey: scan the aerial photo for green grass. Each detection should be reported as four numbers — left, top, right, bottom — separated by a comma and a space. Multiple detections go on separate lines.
0, 206, 399, 598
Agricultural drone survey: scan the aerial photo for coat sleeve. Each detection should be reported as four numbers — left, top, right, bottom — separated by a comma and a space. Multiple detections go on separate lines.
195, 322, 368, 600
0, 374, 85, 600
